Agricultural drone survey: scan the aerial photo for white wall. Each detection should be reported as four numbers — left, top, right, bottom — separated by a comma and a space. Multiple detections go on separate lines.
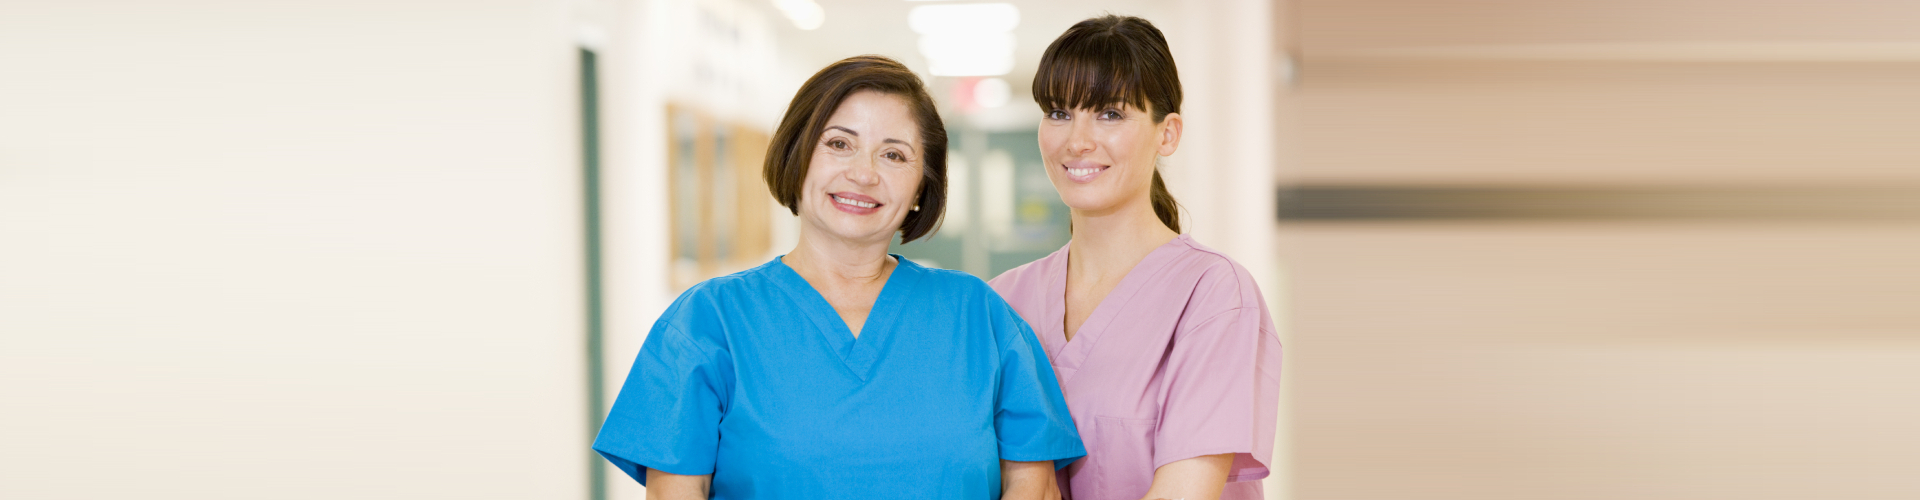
1, 1, 592, 497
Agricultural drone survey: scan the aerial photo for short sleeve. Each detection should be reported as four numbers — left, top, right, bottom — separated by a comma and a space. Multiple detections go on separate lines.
591, 319, 733, 484
1153, 302, 1284, 482
989, 297, 1087, 470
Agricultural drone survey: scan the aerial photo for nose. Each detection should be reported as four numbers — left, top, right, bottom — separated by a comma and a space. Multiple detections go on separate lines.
1064, 117, 1096, 156
844, 153, 880, 186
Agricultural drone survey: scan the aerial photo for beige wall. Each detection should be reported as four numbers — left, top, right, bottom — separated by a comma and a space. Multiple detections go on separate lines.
1286, 61, 1920, 186
1284, 0, 1920, 186
1279, 1, 1920, 499
1281, 221, 1920, 500
0, 1, 593, 497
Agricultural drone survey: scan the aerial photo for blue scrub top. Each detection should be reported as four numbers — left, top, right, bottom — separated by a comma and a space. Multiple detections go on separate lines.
593, 256, 1085, 499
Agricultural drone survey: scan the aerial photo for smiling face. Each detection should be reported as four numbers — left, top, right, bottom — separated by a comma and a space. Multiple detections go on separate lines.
796, 90, 926, 247
1038, 102, 1180, 215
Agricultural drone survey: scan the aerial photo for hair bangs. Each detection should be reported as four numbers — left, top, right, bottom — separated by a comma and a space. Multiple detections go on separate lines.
1032, 34, 1149, 113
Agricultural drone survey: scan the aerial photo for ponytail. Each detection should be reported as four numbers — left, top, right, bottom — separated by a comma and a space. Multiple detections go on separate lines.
1149, 169, 1181, 233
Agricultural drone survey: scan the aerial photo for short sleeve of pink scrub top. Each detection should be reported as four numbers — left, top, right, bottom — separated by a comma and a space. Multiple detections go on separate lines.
989, 235, 1283, 500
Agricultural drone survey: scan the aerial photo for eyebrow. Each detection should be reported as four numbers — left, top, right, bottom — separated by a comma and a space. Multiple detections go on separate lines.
824, 126, 916, 152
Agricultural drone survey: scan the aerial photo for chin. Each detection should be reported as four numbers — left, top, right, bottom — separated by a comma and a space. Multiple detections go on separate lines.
818, 219, 898, 244
1056, 187, 1123, 213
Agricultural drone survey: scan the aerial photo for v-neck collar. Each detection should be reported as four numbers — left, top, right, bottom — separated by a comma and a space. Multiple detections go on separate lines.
1043, 235, 1191, 385
769, 254, 922, 382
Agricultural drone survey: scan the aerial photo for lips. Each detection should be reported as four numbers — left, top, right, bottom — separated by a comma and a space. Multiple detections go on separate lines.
1061, 161, 1109, 183
828, 191, 882, 215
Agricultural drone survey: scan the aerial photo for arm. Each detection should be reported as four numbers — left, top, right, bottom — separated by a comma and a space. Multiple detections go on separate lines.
1001, 459, 1058, 500
1139, 453, 1234, 500
987, 295, 1087, 498
595, 319, 733, 488
644, 469, 712, 500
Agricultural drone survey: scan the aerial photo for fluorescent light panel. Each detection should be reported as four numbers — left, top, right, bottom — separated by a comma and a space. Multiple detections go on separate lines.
920, 32, 1015, 76
771, 0, 824, 30
909, 3, 1019, 35
909, 3, 1019, 76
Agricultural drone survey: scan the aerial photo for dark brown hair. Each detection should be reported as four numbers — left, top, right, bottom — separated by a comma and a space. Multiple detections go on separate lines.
764, 55, 947, 243
1033, 15, 1184, 233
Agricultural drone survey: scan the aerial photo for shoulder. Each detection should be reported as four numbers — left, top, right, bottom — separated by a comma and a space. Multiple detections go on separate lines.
1158, 237, 1279, 344
667, 260, 779, 309
654, 260, 785, 343
1165, 236, 1267, 313
903, 257, 984, 287
986, 245, 1065, 299
897, 257, 998, 302
897, 258, 1034, 343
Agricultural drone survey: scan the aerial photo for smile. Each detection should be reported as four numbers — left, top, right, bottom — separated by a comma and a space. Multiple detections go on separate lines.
1061, 163, 1109, 183
832, 195, 878, 208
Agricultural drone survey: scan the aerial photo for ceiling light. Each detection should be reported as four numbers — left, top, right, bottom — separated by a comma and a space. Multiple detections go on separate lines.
920, 32, 1015, 76
909, 3, 1019, 77
772, 0, 825, 30
908, 3, 1019, 35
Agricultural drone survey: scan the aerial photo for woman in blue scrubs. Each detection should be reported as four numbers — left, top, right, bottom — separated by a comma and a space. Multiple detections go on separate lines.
593, 55, 1085, 499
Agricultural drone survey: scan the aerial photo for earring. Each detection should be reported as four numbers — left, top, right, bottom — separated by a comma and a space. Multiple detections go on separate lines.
911, 204, 921, 211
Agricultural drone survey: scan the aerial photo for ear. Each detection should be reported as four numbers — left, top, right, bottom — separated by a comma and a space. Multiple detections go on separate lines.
1157, 112, 1183, 157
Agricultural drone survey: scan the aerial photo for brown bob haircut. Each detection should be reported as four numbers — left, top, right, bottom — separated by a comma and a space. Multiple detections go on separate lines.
1033, 15, 1185, 233
763, 55, 948, 244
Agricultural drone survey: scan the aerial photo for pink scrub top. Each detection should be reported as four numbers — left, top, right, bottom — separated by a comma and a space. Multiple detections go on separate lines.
989, 235, 1283, 500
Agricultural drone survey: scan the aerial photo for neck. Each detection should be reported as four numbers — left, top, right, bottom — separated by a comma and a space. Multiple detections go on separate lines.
785, 229, 895, 285
1067, 194, 1179, 278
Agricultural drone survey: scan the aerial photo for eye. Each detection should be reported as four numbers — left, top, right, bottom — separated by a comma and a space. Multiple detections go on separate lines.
884, 151, 907, 162
1046, 109, 1069, 120
1098, 109, 1123, 120
825, 137, 850, 150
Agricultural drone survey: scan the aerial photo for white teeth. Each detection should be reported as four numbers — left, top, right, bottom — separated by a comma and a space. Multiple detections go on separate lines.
1068, 167, 1100, 177
832, 195, 877, 208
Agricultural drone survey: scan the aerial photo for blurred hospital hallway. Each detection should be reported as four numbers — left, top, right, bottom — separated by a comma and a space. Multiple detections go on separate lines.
4, 1, 1918, 499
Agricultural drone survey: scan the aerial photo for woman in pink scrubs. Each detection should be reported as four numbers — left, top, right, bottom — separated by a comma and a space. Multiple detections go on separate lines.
988, 15, 1283, 500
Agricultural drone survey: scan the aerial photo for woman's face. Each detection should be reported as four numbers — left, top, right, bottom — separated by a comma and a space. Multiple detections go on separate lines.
797, 90, 926, 247
1037, 102, 1180, 215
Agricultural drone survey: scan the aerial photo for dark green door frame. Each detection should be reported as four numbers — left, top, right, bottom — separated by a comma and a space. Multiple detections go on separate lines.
579, 47, 608, 500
